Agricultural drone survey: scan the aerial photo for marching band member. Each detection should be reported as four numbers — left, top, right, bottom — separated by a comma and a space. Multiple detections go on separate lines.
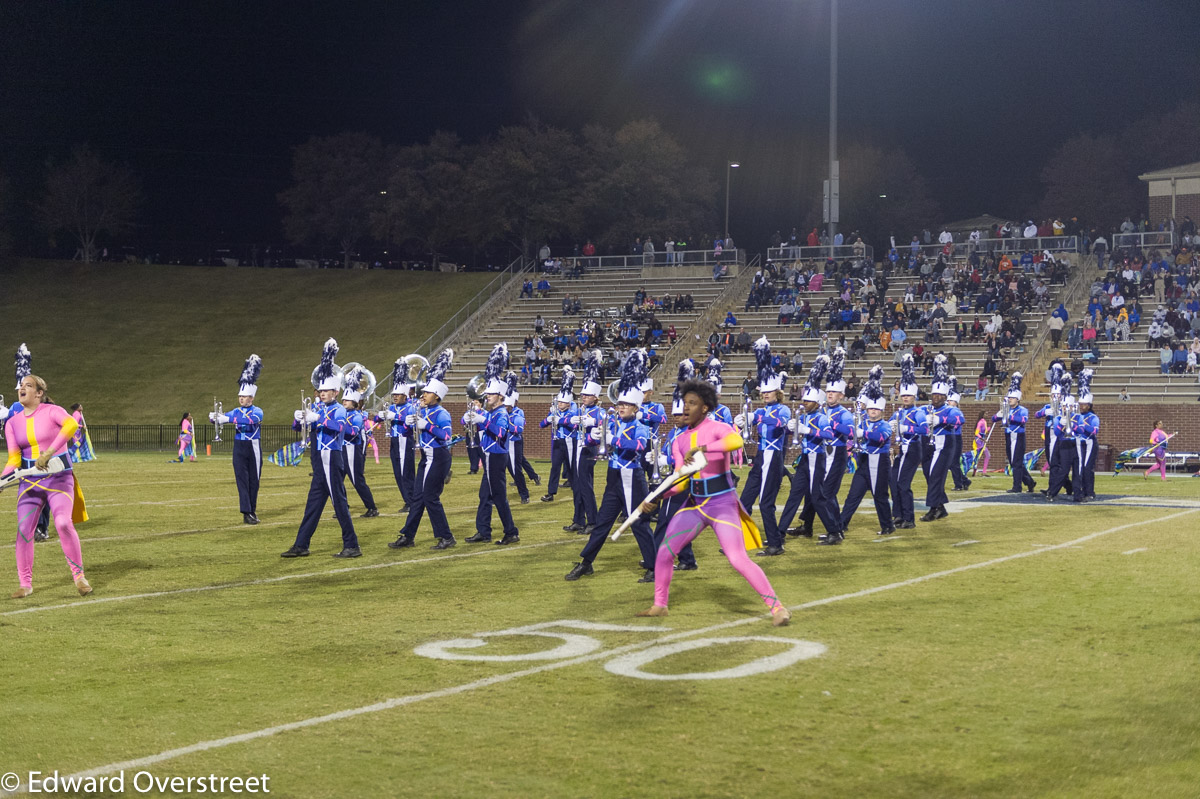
173, 412, 197, 463
1044, 387, 1077, 503
889, 354, 927, 529
800, 346, 852, 543
637, 377, 666, 478
920, 355, 960, 523
462, 402, 484, 474
635, 378, 789, 626
839, 368, 894, 536
565, 350, 655, 582
1072, 369, 1099, 502
995, 372, 1036, 494
539, 367, 577, 502
6, 344, 51, 542
4, 371, 92, 598
652, 360, 698, 571
505, 386, 539, 504
971, 413, 991, 477
566, 351, 604, 534
704, 356, 735, 426
377, 360, 417, 512
390, 348, 455, 549
67, 404, 96, 463
737, 337, 790, 555
777, 356, 844, 544
466, 346, 520, 545
340, 366, 379, 518
282, 339, 359, 559
210, 354, 264, 525
946, 377, 971, 491
1034, 361, 1066, 480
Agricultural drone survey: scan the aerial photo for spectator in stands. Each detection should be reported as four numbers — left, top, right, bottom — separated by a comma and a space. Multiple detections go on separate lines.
643, 237, 655, 265
1118, 387, 1131, 402
723, 311, 738, 328
778, 299, 795, 326
1173, 343, 1189, 374
520, 279, 533, 299
534, 314, 545, 334
890, 325, 907, 351
539, 243, 551, 263
1160, 344, 1173, 374
708, 331, 720, 356
735, 328, 751, 353
537, 277, 552, 297
975, 374, 989, 401
666, 325, 677, 345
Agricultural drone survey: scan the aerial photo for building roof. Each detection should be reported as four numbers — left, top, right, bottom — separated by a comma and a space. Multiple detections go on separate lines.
1139, 161, 1200, 181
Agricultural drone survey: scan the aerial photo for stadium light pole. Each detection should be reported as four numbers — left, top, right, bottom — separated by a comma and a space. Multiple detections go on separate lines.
725, 161, 740, 241
827, 0, 838, 260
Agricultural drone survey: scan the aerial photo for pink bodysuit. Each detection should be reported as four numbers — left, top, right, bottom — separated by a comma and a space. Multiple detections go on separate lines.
3, 404, 86, 589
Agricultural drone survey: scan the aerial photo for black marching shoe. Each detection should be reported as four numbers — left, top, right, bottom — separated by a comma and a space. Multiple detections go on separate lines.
399, 504, 412, 513
281, 545, 309, 558
361, 508, 380, 518
465, 533, 492, 543
34, 529, 50, 542
564, 562, 594, 581
637, 569, 656, 583
675, 562, 698, 571
787, 525, 813, 538
333, 547, 362, 558
1005, 488, 1023, 494
431, 537, 457, 550
541, 494, 555, 502
563, 522, 582, 532
920, 508, 939, 522
934, 505, 949, 520
1027, 481, 1037, 493
387, 535, 414, 549
531, 474, 541, 486
817, 532, 844, 545
243, 513, 260, 525
897, 520, 916, 529
581, 525, 595, 536
876, 526, 896, 536
520, 497, 530, 504
496, 533, 520, 545
1044, 494, 1057, 503
963, 479, 972, 490
757, 545, 786, 557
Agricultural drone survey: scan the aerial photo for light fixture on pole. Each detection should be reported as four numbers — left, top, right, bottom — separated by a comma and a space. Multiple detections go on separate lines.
725, 161, 740, 241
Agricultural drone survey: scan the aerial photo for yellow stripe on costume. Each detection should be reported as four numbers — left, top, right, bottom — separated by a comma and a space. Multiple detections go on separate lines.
72, 476, 88, 524
25, 415, 40, 459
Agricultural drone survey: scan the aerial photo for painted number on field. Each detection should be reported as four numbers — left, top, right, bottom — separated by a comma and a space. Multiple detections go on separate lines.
414, 619, 826, 681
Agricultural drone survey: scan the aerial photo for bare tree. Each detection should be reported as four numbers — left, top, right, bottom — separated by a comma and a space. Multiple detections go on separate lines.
37, 145, 141, 263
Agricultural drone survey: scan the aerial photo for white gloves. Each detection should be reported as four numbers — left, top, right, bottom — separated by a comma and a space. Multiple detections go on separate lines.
855, 426, 866, 440
384, 410, 397, 421
635, 410, 644, 421
927, 414, 939, 427
581, 415, 596, 428
734, 413, 746, 429
589, 427, 602, 442
208, 412, 219, 423
294, 410, 305, 423
791, 421, 810, 436
569, 415, 581, 425
404, 414, 417, 426
605, 431, 616, 446
471, 411, 488, 424
305, 410, 319, 424
416, 417, 429, 430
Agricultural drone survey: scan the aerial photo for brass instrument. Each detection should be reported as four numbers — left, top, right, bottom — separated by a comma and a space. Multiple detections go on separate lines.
400, 353, 430, 393
465, 372, 487, 440
605, 378, 622, 405
299, 391, 313, 450
212, 396, 224, 442
740, 389, 754, 460
342, 362, 378, 407
852, 396, 864, 451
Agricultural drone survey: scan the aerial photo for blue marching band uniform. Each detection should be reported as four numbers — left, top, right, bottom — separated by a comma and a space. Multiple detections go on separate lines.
995, 371, 1037, 494
777, 355, 844, 543
839, 368, 894, 535
377, 359, 420, 511
889, 353, 928, 530
466, 345, 520, 545
567, 351, 606, 534
505, 392, 540, 503
340, 365, 378, 518
798, 347, 852, 542
539, 366, 578, 502
738, 337, 791, 552
210, 354, 264, 524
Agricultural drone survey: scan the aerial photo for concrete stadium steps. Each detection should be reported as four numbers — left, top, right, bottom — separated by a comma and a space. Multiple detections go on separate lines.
449, 267, 728, 401
1058, 337, 1200, 402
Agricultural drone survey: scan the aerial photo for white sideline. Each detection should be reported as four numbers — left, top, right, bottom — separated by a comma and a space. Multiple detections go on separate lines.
3, 507, 1193, 794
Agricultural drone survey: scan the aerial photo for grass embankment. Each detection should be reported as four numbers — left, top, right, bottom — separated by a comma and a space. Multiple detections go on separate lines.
0, 259, 490, 422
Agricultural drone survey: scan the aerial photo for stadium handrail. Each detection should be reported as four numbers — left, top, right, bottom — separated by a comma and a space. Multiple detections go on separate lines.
1112, 230, 1174, 251
414, 254, 531, 359
549, 248, 746, 271
766, 244, 874, 262
890, 236, 1080, 260
1017, 253, 1094, 385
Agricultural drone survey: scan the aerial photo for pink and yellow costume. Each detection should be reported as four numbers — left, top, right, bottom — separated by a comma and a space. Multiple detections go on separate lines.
3, 404, 89, 590
653, 417, 782, 613
176, 418, 196, 461
973, 418, 990, 474
1146, 429, 1169, 480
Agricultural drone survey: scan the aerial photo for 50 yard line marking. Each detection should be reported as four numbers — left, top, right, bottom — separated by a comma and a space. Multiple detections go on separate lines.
2, 507, 1193, 796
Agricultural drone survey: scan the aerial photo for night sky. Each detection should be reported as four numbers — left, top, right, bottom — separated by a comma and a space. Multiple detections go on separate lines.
3, 0, 1198, 254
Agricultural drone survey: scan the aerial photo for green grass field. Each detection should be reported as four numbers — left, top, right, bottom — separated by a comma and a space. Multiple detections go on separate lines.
0, 259, 490, 423
1, 454, 1198, 798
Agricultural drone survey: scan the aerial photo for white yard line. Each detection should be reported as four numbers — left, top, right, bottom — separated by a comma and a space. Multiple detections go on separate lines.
1121, 547, 1148, 555
4, 507, 1192, 795
952, 540, 981, 547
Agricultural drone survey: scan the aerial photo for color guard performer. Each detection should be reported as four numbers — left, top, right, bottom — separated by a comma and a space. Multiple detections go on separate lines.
889, 354, 927, 529
210, 354, 264, 524
635, 378, 788, 625
946, 377, 971, 491
390, 349, 456, 549
377, 359, 418, 512
565, 350, 655, 582
566, 351, 604, 534
737, 337, 790, 555
778, 356, 844, 544
652, 360, 698, 571
995, 372, 1037, 494
539, 367, 577, 502
839, 369, 894, 536
340, 366, 379, 518
67, 404, 96, 463
5, 345, 52, 541
282, 339, 360, 559
505, 385, 540, 503
3, 371, 92, 598
800, 346, 852, 542
921, 355, 961, 522
1072, 369, 1099, 502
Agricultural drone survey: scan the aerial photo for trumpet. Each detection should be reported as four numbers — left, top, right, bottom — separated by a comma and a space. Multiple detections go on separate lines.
212, 396, 224, 442
740, 389, 754, 460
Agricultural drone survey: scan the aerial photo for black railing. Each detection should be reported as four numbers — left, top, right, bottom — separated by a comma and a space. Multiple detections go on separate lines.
86, 424, 303, 453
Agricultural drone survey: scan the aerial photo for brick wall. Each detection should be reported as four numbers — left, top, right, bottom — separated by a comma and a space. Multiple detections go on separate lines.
377, 399, 1198, 470
1148, 194, 1200, 229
